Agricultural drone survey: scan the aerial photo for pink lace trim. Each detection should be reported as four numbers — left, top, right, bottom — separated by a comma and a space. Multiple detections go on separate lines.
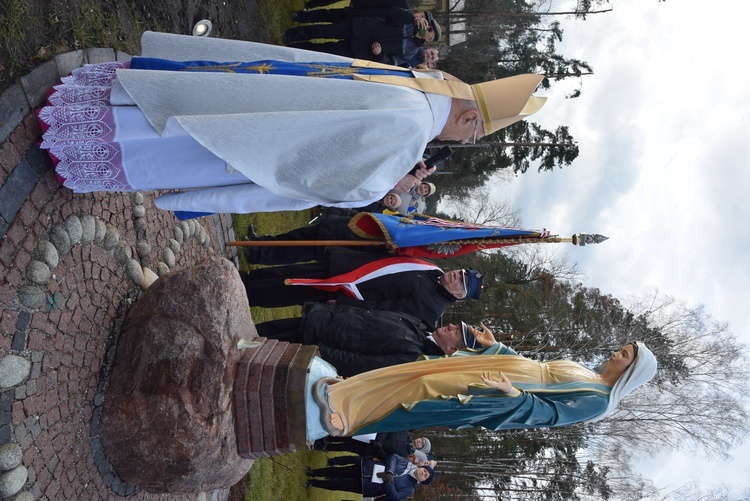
40, 60, 135, 192
38, 105, 116, 148
47, 85, 112, 106
61, 61, 128, 87
49, 142, 133, 192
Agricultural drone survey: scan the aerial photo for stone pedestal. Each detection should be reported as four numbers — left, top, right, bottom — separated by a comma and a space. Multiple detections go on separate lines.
99, 257, 255, 493
233, 339, 319, 458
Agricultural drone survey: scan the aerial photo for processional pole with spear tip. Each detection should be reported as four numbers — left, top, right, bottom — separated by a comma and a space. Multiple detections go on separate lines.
227, 232, 609, 253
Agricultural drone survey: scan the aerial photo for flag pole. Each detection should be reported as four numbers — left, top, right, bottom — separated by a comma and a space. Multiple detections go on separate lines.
227, 240, 385, 247
226, 233, 607, 249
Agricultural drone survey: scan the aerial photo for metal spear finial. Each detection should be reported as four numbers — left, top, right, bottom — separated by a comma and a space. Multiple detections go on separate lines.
571, 233, 609, 246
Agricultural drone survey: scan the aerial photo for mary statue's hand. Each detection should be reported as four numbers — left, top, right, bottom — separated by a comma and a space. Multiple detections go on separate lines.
481, 371, 515, 394
469, 323, 496, 347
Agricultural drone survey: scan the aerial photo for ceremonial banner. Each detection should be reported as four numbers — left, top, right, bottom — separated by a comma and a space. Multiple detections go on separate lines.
349, 213, 550, 259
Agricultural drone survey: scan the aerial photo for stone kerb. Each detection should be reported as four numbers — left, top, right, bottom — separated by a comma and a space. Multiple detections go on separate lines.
3, 49, 130, 145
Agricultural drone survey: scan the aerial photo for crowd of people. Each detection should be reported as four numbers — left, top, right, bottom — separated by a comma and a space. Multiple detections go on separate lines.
306, 433, 436, 498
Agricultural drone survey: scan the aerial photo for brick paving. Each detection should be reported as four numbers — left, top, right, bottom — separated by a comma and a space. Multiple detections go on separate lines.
1, 51, 239, 500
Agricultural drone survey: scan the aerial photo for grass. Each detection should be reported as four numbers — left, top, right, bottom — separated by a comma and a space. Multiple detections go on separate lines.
231, 210, 361, 500
69, 2, 115, 48
0, 0, 159, 86
245, 450, 361, 501
0, 0, 32, 77
232, 209, 315, 322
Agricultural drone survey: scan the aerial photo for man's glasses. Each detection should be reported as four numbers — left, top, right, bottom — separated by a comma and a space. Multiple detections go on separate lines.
469, 119, 479, 144
460, 269, 469, 298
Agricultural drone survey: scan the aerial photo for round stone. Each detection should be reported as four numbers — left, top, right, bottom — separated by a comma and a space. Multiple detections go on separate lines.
134, 217, 147, 233
132, 192, 144, 204
25, 260, 51, 286
202, 235, 211, 248
167, 238, 180, 254
198, 227, 208, 245
133, 205, 146, 218
80, 215, 96, 245
136, 240, 151, 259
187, 220, 198, 238
141, 267, 159, 290
49, 225, 71, 257
93, 218, 107, 244
0, 355, 31, 390
93, 218, 107, 243
16, 285, 45, 309
0, 465, 28, 499
125, 259, 144, 286
102, 224, 119, 251
172, 225, 184, 244
156, 262, 170, 276
179, 221, 191, 238
0, 443, 22, 471
162, 247, 176, 268
114, 241, 133, 265
63, 215, 83, 245
35, 239, 58, 270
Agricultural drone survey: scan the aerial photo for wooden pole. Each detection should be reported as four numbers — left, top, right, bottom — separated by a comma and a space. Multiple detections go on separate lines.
227, 240, 386, 247
226, 234, 606, 248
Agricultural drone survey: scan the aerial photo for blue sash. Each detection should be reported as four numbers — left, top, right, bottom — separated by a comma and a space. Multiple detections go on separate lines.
130, 57, 411, 79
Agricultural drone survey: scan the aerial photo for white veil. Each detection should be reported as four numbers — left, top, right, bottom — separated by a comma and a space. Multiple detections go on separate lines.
588, 341, 658, 423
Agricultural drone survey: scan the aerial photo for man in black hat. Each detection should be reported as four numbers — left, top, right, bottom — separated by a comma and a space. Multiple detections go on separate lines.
241, 249, 482, 327
283, 9, 441, 67
255, 303, 485, 377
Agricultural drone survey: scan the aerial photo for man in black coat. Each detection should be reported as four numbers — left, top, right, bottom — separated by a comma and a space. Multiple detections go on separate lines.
254, 302, 473, 377
242, 215, 373, 265
241, 249, 483, 327
283, 9, 441, 67
292, 0, 412, 24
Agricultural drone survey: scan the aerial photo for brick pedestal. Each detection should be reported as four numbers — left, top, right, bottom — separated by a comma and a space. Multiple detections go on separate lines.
233, 338, 319, 459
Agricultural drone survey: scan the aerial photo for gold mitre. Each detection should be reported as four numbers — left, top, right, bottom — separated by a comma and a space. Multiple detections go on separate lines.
471, 74, 547, 135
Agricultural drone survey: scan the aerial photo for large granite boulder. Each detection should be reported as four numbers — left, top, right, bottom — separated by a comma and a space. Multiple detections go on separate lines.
100, 257, 256, 493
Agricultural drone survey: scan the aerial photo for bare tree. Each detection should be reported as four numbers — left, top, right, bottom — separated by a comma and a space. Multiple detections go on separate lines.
440, 188, 522, 226
658, 481, 739, 501
503, 244, 587, 284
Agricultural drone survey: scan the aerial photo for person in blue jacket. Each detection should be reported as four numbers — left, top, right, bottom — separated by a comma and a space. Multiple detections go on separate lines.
306, 453, 434, 499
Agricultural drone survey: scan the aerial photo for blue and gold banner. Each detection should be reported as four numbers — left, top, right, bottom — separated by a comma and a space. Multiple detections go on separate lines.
130, 57, 408, 79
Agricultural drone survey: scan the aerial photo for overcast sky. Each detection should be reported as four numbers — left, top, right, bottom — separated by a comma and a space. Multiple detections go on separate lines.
486, 0, 750, 497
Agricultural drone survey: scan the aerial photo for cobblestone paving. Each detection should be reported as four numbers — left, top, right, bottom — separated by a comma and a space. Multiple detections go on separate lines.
1, 50, 238, 501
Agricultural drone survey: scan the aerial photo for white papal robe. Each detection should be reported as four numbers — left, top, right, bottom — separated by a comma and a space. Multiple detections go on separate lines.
41, 31, 452, 214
